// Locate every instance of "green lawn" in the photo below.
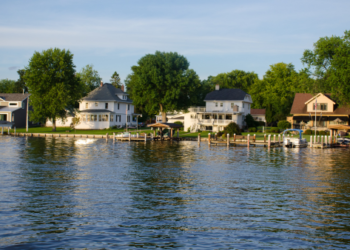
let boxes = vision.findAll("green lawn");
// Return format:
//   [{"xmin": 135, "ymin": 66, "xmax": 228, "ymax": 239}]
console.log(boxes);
[{"xmin": 10, "ymin": 126, "xmax": 152, "ymax": 135}]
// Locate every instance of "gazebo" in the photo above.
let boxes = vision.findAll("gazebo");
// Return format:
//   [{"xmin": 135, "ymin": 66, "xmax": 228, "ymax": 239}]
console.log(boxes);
[{"xmin": 147, "ymin": 122, "xmax": 183, "ymax": 140}]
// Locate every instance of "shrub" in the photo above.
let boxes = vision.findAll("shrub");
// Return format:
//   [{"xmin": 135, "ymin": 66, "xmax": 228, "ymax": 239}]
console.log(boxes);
[
  {"xmin": 270, "ymin": 127, "xmax": 279, "ymax": 133},
  {"xmin": 222, "ymin": 134, "xmax": 226, "ymax": 139},
  {"xmin": 223, "ymin": 122, "xmax": 242, "ymax": 136},
  {"xmin": 319, "ymin": 131, "xmax": 326, "ymax": 135},
  {"xmin": 248, "ymin": 127, "xmax": 256, "ymax": 132},
  {"xmin": 257, "ymin": 130, "xmax": 262, "ymax": 133},
  {"xmin": 303, "ymin": 129, "xmax": 312, "ymax": 135},
  {"xmin": 258, "ymin": 121, "xmax": 265, "ymax": 126},
  {"xmin": 217, "ymin": 131, "xmax": 223, "ymax": 137},
  {"xmin": 277, "ymin": 120, "xmax": 291, "ymax": 130},
  {"xmin": 197, "ymin": 129, "xmax": 202, "ymax": 133},
  {"xmin": 174, "ymin": 121, "xmax": 184, "ymax": 131},
  {"xmin": 245, "ymin": 114, "xmax": 259, "ymax": 128}
]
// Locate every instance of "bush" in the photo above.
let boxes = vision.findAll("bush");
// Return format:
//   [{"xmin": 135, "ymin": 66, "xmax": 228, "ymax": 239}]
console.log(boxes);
[
  {"xmin": 258, "ymin": 121, "xmax": 265, "ymax": 126},
  {"xmin": 223, "ymin": 122, "xmax": 242, "ymax": 136},
  {"xmin": 197, "ymin": 129, "xmax": 202, "ymax": 133},
  {"xmin": 222, "ymin": 134, "xmax": 226, "ymax": 139},
  {"xmin": 248, "ymin": 127, "xmax": 256, "ymax": 132},
  {"xmin": 257, "ymin": 129, "xmax": 262, "ymax": 133},
  {"xmin": 217, "ymin": 131, "xmax": 223, "ymax": 137},
  {"xmin": 303, "ymin": 129, "xmax": 312, "ymax": 135},
  {"xmin": 277, "ymin": 120, "xmax": 291, "ymax": 130},
  {"xmin": 270, "ymin": 127, "xmax": 279, "ymax": 133},
  {"xmin": 174, "ymin": 121, "xmax": 184, "ymax": 131},
  {"xmin": 319, "ymin": 131, "xmax": 326, "ymax": 135},
  {"xmin": 245, "ymin": 114, "xmax": 259, "ymax": 128}
]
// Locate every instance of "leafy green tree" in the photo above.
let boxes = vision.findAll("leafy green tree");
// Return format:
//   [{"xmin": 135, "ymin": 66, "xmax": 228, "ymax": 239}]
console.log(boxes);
[
  {"xmin": 76, "ymin": 64, "xmax": 101, "ymax": 95},
  {"xmin": 277, "ymin": 120, "xmax": 291, "ymax": 130},
  {"xmin": 302, "ymin": 30, "xmax": 350, "ymax": 106},
  {"xmin": 126, "ymin": 51, "xmax": 201, "ymax": 122},
  {"xmin": 24, "ymin": 48, "xmax": 84, "ymax": 131},
  {"xmin": 223, "ymin": 122, "xmax": 241, "ymax": 136},
  {"xmin": 212, "ymin": 70, "xmax": 258, "ymax": 93},
  {"xmin": 244, "ymin": 114, "xmax": 258, "ymax": 128},
  {"xmin": 0, "ymin": 79, "xmax": 16, "ymax": 93},
  {"xmin": 110, "ymin": 71, "xmax": 121, "ymax": 88},
  {"xmin": 14, "ymin": 69, "xmax": 28, "ymax": 93}
]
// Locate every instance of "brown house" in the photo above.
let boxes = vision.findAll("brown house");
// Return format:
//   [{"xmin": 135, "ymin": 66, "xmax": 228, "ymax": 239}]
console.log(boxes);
[
  {"xmin": 287, "ymin": 93, "xmax": 350, "ymax": 130},
  {"xmin": 0, "ymin": 93, "xmax": 31, "ymax": 129}
]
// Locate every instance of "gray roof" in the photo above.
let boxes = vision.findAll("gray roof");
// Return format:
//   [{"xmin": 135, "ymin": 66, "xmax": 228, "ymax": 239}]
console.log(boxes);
[
  {"xmin": 0, "ymin": 106, "xmax": 21, "ymax": 112},
  {"xmin": 79, "ymin": 109, "xmax": 113, "ymax": 113},
  {"xmin": 0, "ymin": 93, "xmax": 30, "ymax": 102},
  {"xmin": 81, "ymin": 83, "xmax": 132, "ymax": 103},
  {"xmin": 204, "ymin": 88, "xmax": 248, "ymax": 101}
]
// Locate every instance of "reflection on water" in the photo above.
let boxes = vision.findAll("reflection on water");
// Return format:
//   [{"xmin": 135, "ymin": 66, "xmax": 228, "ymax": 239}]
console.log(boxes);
[{"xmin": 0, "ymin": 136, "xmax": 350, "ymax": 249}]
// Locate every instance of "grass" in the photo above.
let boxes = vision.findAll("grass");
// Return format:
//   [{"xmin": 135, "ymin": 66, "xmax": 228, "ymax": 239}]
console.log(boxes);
[{"xmin": 10, "ymin": 126, "xmax": 152, "ymax": 135}]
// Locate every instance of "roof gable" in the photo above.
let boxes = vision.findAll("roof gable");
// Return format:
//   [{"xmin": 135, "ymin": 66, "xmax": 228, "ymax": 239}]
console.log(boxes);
[
  {"xmin": 0, "ymin": 93, "xmax": 30, "ymax": 102},
  {"xmin": 81, "ymin": 83, "xmax": 132, "ymax": 102},
  {"xmin": 204, "ymin": 88, "xmax": 248, "ymax": 101},
  {"xmin": 304, "ymin": 93, "xmax": 335, "ymax": 105}
]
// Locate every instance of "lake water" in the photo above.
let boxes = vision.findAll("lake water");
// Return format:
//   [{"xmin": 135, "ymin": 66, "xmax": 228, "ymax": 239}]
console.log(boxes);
[{"xmin": 1, "ymin": 136, "xmax": 350, "ymax": 249}]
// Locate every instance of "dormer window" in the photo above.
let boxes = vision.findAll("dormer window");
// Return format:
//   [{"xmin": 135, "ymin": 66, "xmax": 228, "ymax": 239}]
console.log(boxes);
[
  {"xmin": 105, "ymin": 103, "xmax": 108, "ymax": 109},
  {"xmin": 220, "ymin": 103, "xmax": 223, "ymax": 107},
  {"xmin": 215, "ymin": 102, "xmax": 218, "ymax": 107},
  {"xmin": 313, "ymin": 103, "xmax": 327, "ymax": 111}
]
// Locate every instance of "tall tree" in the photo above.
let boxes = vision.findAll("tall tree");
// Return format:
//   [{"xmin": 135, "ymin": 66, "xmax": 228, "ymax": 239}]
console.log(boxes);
[
  {"xmin": 301, "ymin": 30, "xmax": 350, "ymax": 106},
  {"xmin": 24, "ymin": 48, "xmax": 84, "ymax": 131},
  {"xmin": 110, "ymin": 71, "xmax": 121, "ymax": 88},
  {"xmin": 76, "ymin": 64, "xmax": 101, "ymax": 95},
  {"xmin": 211, "ymin": 69, "xmax": 259, "ymax": 93},
  {"xmin": 126, "ymin": 51, "xmax": 201, "ymax": 122},
  {"xmin": 0, "ymin": 79, "xmax": 16, "ymax": 93},
  {"xmin": 15, "ymin": 69, "xmax": 28, "ymax": 93}
]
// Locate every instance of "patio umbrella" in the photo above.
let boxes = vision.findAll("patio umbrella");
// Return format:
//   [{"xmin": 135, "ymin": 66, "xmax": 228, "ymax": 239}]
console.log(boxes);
[{"xmin": 333, "ymin": 118, "xmax": 343, "ymax": 123}]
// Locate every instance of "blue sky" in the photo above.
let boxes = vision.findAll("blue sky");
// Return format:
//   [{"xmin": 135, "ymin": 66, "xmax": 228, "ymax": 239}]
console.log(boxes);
[{"xmin": 1, "ymin": 0, "xmax": 349, "ymax": 83}]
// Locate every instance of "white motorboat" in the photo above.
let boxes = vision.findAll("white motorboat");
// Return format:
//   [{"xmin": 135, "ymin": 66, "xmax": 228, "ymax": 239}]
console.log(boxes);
[{"xmin": 283, "ymin": 129, "xmax": 308, "ymax": 148}]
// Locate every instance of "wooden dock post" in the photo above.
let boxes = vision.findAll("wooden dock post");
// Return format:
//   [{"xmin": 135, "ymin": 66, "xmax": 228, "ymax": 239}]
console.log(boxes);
[
  {"xmin": 310, "ymin": 136, "xmax": 313, "ymax": 147},
  {"xmin": 317, "ymin": 135, "xmax": 319, "ymax": 143},
  {"xmin": 113, "ymin": 132, "xmax": 115, "ymax": 142},
  {"xmin": 253, "ymin": 134, "xmax": 256, "ymax": 142},
  {"xmin": 314, "ymin": 135, "xmax": 316, "ymax": 144},
  {"xmin": 247, "ymin": 134, "xmax": 250, "ymax": 148},
  {"xmin": 129, "ymin": 133, "xmax": 131, "ymax": 142},
  {"xmin": 274, "ymin": 134, "xmax": 276, "ymax": 143},
  {"xmin": 198, "ymin": 133, "xmax": 201, "ymax": 145},
  {"xmin": 227, "ymin": 134, "xmax": 230, "ymax": 146},
  {"xmin": 264, "ymin": 134, "xmax": 266, "ymax": 143},
  {"xmin": 278, "ymin": 134, "xmax": 280, "ymax": 145},
  {"xmin": 151, "ymin": 133, "xmax": 153, "ymax": 140},
  {"xmin": 144, "ymin": 133, "xmax": 147, "ymax": 142},
  {"xmin": 170, "ymin": 129, "xmax": 173, "ymax": 138},
  {"xmin": 215, "ymin": 133, "xmax": 217, "ymax": 140},
  {"xmin": 321, "ymin": 136, "xmax": 324, "ymax": 148},
  {"xmin": 208, "ymin": 133, "xmax": 211, "ymax": 145},
  {"xmin": 137, "ymin": 133, "xmax": 139, "ymax": 138},
  {"xmin": 234, "ymin": 133, "xmax": 236, "ymax": 142},
  {"xmin": 268, "ymin": 135, "xmax": 271, "ymax": 148}
]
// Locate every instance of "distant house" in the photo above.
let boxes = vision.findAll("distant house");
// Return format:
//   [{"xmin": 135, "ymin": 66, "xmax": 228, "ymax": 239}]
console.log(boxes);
[
  {"xmin": 156, "ymin": 85, "xmax": 253, "ymax": 132},
  {"xmin": 251, "ymin": 109, "xmax": 266, "ymax": 125},
  {"xmin": 288, "ymin": 93, "xmax": 350, "ymax": 130},
  {"xmin": 0, "ymin": 93, "xmax": 31, "ymax": 129}
]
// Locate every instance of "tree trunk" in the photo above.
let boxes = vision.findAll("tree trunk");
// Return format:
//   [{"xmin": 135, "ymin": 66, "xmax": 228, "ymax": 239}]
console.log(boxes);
[
  {"xmin": 159, "ymin": 104, "xmax": 166, "ymax": 123},
  {"xmin": 52, "ymin": 118, "xmax": 56, "ymax": 132}
]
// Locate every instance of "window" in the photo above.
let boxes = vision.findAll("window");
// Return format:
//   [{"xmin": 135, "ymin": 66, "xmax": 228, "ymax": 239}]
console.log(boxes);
[
  {"xmin": 9, "ymin": 103, "xmax": 17, "ymax": 106},
  {"xmin": 95, "ymin": 102, "xmax": 98, "ymax": 107},
  {"xmin": 99, "ymin": 115, "xmax": 101, "ymax": 121},
  {"xmin": 82, "ymin": 115, "xmax": 86, "ymax": 122},
  {"xmin": 0, "ymin": 114, "xmax": 7, "ymax": 121},
  {"xmin": 117, "ymin": 103, "xmax": 120, "ymax": 110},
  {"xmin": 110, "ymin": 115, "xmax": 113, "ymax": 122},
  {"xmin": 86, "ymin": 103, "xmax": 88, "ymax": 109},
  {"xmin": 127, "ymin": 115, "xmax": 130, "ymax": 122},
  {"xmin": 313, "ymin": 103, "xmax": 327, "ymax": 111},
  {"xmin": 215, "ymin": 102, "xmax": 218, "ymax": 107},
  {"xmin": 128, "ymin": 104, "xmax": 130, "ymax": 110},
  {"xmin": 101, "ymin": 115, "xmax": 108, "ymax": 121},
  {"xmin": 231, "ymin": 103, "xmax": 234, "ymax": 108},
  {"xmin": 243, "ymin": 103, "xmax": 245, "ymax": 108},
  {"xmin": 105, "ymin": 103, "xmax": 108, "ymax": 109},
  {"xmin": 220, "ymin": 103, "xmax": 223, "ymax": 107}
]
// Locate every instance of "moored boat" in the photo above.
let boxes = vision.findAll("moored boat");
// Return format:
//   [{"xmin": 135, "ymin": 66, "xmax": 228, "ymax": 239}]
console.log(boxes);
[{"xmin": 283, "ymin": 129, "xmax": 308, "ymax": 148}]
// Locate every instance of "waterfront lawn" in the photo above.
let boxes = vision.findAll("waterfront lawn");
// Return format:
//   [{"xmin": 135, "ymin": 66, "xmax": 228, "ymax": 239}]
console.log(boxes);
[{"xmin": 10, "ymin": 127, "xmax": 152, "ymax": 135}]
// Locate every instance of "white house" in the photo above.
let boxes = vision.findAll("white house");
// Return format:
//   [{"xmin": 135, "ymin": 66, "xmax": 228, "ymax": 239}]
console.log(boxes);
[
  {"xmin": 251, "ymin": 109, "xmax": 266, "ymax": 125},
  {"xmin": 47, "ymin": 83, "xmax": 138, "ymax": 129},
  {"xmin": 157, "ymin": 85, "xmax": 253, "ymax": 132}
]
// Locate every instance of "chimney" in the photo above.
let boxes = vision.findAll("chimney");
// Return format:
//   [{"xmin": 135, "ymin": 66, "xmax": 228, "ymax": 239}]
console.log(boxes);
[
  {"xmin": 121, "ymin": 84, "xmax": 124, "ymax": 92},
  {"xmin": 100, "ymin": 81, "xmax": 103, "ymax": 87},
  {"xmin": 215, "ymin": 84, "xmax": 220, "ymax": 90}
]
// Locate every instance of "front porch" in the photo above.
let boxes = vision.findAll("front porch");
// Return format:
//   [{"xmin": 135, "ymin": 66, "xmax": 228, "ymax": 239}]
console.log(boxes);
[{"xmin": 291, "ymin": 115, "xmax": 349, "ymax": 130}]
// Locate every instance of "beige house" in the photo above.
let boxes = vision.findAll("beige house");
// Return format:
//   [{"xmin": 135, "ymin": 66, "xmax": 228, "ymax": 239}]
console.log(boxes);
[
  {"xmin": 288, "ymin": 93, "xmax": 350, "ymax": 130},
  {"xmin": 251, "ymin": 109, "xmax": 266, "ymax": 125}
]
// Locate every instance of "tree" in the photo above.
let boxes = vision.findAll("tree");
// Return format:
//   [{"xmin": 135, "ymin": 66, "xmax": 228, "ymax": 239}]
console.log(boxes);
[
  {"xmin": 302, "ymin": 30, "xmax": 350, "ymax": 106},
  {"xmin": 277, "ymin": 120, "xmax": 291, "ymax": 130},
  {"xmin": 110, "ymin": 71, "xmax": 121, "ymax": 88},
  {"xmin": 126, "ymin": 51, "xmax": 201, "ymax": 122},
  {"xmin": 211, "ymin": 70, "xmax": 258, "ymax": 93},
  {"xmin": 76, "ymin": 64, "xmax": 101, "ymax": 95},
  {"xmin": 15, "ymin": 69, "xmax": 28, "ymax": 93},
  {"xmin": 244, "ymin": 114, "xmax": 259, "ymax": 128},
  {"xmin": 24, "ymin": 48, "xmax": 84, "ymax": 131},
  {"xmin": 0, "ymin": 79, "xmax": 16, "ymax": 93}
]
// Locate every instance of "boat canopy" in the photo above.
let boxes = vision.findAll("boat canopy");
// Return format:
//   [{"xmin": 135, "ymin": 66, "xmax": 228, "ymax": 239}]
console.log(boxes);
[{"xmin": 283, "ymin": 129, "xmax": 303, "ymax": 139}]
